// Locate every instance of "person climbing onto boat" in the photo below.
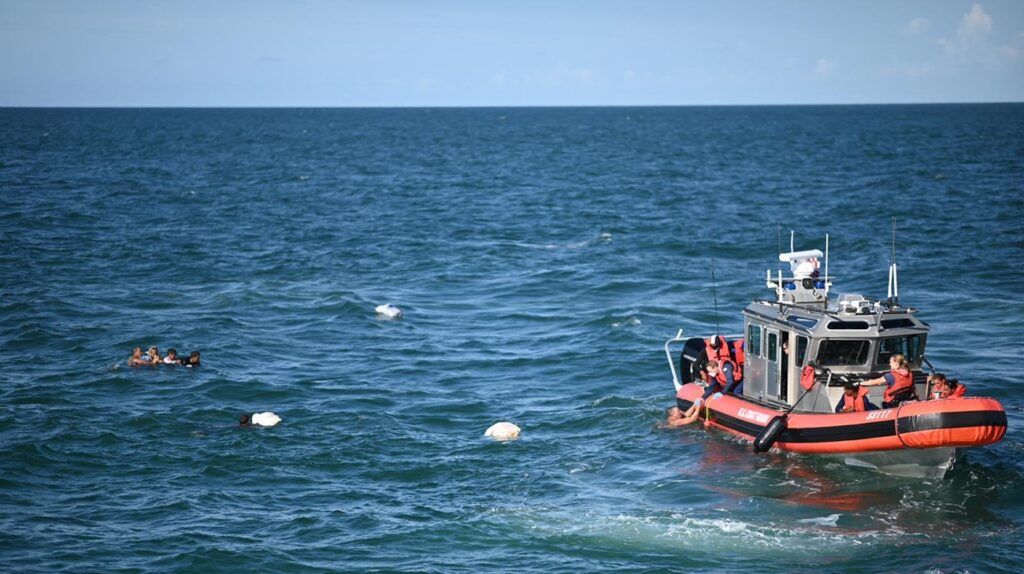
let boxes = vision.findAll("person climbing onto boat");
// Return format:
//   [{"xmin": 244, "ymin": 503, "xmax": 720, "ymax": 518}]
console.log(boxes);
[
  {"xmin": 861, "ymin": 354, "xmax": 916, "ymax": 408},
  {"xmin": 929, "ymin": 373, "xmax": 967, "ymax": 399},
  {"xmin": 702, "ymin": 337, "xmax": 742, "ymax": 397},
  {"xmin": 834, "ymin": 381, "xmax": 876, "ymax": 412},
  {"xmin": 662, "ymin": 404, "xmax": 702, "ymax": 428},
  {"xmin": 663, "ymin": 381, "xmax": 710, "ymax": 428}
]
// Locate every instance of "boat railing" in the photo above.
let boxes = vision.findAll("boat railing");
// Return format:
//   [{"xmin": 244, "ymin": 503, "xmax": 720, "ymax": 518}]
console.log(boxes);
[{"xmin": 664, "ymin": 329, "xmax": 687, "ymax": 392}]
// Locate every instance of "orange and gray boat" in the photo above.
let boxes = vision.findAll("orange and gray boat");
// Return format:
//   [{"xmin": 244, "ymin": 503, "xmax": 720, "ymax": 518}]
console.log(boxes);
[{"xmin": 664, "ymin": 238, "xmax": 1007, "ymax": 478}]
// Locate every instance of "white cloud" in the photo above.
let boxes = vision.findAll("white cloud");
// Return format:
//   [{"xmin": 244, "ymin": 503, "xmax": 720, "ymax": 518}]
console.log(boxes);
[
  {"xmin": 904, "ymin": 18, "xmax": 930, "ymax": 35},
  {"xmin": 959, "ymin": 4, "xmax": 992, "ymax": 40},
  {"xmin": 813, "ymin": 58, "xmax": 837, "ymax": 79},
  {"xmin": 939, "ymin": 3, "xmax": 1000, "ymax": 62}
]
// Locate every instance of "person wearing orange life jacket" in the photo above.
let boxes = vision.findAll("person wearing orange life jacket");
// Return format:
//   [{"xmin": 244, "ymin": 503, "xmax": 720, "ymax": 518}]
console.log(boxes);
[
  {"xmin": 700, "ymin": 335, "xmax": 744, "ymax": 397},
  {"xmin": 834, "ymin": 381, "xmax": 877, "ymax": 412},
  {"xmin": 929, "ymin": 373, "xmax": 967, "ymax": 399},
  {"xmin": 861, "ymin": 354, "xmax": 916, "ymax": 408},
  {"xmin": 944, "ymin": 378, "xmax": 967, "ymax": 398}
]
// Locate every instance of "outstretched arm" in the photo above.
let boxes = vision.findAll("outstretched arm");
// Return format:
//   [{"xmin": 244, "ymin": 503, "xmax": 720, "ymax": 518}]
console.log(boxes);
[{"xmin": 861, "ymin": 373, "xmax": 889, "ymax": 387}]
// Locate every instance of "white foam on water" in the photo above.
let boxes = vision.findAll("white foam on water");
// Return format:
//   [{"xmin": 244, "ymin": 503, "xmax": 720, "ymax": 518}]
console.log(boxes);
[
  {"xmin": 485, "ymin": 506, "xmax": 896, "ymax": 558},
  {"xmin": 611, "ymin": 316, "xmax": 641, "ymax": 328},
  {"xmin": 798, "ymin": 513, "xmax": 841, "ymax": 527},
  {"xmin": 567, "ymin": 232, "xmax": 613, "ymax": 249}
]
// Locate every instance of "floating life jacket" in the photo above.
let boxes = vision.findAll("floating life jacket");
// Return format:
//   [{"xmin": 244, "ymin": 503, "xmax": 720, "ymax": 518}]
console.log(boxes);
[
  {"xmin": 883, "ymin": 369, "xmax": 914, "ymax": 403},
  {"xmin": 705, "ymin": 336, "xmax": 743, "ymax": 383}
]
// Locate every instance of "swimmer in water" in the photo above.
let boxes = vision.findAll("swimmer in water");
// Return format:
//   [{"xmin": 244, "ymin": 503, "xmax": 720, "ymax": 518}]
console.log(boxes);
[
  {"xmin": 144, "ymin": 346, "xmax": 161, "ymax": 365},
  {"xmin": 180, "ymin": 351, "xmax": 201, "ymax": 367},
  {"xmin": 163, "ymin": 348, "xmax": 179, "ymax": 364},
  {"xmin": 661, "ymin": 403, "xmax": 703, "ymax": 428},
  {"xmin": 127, "ymin": 346, "xmax": 148, "ymax": 367}
]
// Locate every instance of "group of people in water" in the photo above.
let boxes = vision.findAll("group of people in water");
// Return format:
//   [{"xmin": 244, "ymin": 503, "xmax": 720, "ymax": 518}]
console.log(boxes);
[
  {"xmin": 127, "ymin": 346, "xmax": 201, "ymax": 367},
  {"xmin": 664, "ymin": 336, "xmax": 969, "ymax": 428}
]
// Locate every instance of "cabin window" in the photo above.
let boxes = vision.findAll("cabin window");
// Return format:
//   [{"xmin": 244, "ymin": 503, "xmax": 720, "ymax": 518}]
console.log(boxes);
[
  {"xmin": 817, "ymin": 339, "xmax": 869, "ymax": 366},
  {"xmin": 747, "ymin": 324, "xmax": 762, "ymax": 357},
  {"xmin": 767, "ymin": 332, "xmax": 778, "ymax": 362},
  {"xmin": 880, "ymin": 318, "xmax": 916, "ymax": 329},
  {"xmin": 876, "ymin": 335, "xmax": 924, "ymax": 365},
  {"xmin": 788, "ymin": 316, "xmax": 818, "ymax": 329},
  {"xmin": 796, "ymin": 335, "xmax": 808, "ymax": 366},
  {"xmin": 826, "ymin": 320, "xmax": 870, "ymax": 330}
]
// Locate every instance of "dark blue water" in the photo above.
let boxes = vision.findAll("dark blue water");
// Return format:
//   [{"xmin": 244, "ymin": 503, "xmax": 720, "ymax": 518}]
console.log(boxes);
[{"xmin": 1, "ymin": 105, "xmax": 1022, "ymax": 573}]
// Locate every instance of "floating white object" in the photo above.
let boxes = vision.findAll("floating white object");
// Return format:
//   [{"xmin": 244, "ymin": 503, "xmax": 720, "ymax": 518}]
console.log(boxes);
[
  {"xmin": 484, "ymin": 421, "xmax": 521, "ymax": 441},
  {"xmin": 375, "ymin": 303, "xmax": 403, "ymax": 319},
  {"xmin": 251, "ymin": 412, "xmax": 282, "ymax": 427}
]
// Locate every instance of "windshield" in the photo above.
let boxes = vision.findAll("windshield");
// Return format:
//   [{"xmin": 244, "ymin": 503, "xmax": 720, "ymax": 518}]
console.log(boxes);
[
  {"xmin": 876, "ymin": 335, "xmax": 924, "ymax": 366},
  {"xmin": 817, "ymin": 339, "xmax": 870, "ymax": 366}
]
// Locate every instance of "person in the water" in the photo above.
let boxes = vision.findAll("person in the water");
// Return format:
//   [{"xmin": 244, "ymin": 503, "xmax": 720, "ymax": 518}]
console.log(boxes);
[
  {"xmin": 163, "ymin": 348, "xmax": 179, "ymax": 364},
  {"xmin": 127, "ymin": 346, "xmax": 149, "ymax": 367},
  {"xmin": 180, "ymin": 351, "xmax": 201, "ymax": 367},
  {"xmin": 661, "ymin": 403, "xmax": 703, "ymax": 428},
  {"xmin": 143, "ymin": 346, "xmax": 161, "ymax": 364}
]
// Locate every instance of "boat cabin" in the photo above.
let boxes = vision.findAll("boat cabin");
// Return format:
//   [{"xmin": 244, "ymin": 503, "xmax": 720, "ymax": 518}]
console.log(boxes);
[{"xmin": 675, "ymin": 249, "xmax": 932, "ymax": 414}]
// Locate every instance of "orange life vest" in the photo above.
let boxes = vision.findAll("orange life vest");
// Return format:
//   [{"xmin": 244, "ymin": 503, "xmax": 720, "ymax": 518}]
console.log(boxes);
[
  {"xmin": 732, "ymin": 339, "xmax": 745, "ymax": 379},
  {"xmin": 883, "ymin": 369, "xmax": 914, "ymax": 402},
  {"xmin": 704, "ymin": 336, "xmax": 743, "ymax": 383},
  {"xmin": 841, "ymin": 388, "xmax": 870, "ymax": 412}
]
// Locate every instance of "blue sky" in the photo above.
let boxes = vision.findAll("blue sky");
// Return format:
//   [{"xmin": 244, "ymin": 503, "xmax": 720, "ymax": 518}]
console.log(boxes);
[{"xmin": 1, "ymin": 0, "xmax": 1022, "ymax": 106}]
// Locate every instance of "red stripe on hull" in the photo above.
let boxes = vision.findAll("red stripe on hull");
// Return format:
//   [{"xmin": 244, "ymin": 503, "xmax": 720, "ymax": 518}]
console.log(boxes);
[{"xmin": 676, "ymin": 384, "xmax": 1006, "ymax": 454}]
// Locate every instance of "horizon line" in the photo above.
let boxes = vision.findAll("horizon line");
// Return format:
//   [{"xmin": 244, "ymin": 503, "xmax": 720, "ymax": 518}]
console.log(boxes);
[{"xmin": 2, "ymin": 101, "xmax": 1023, "ymax": 110}]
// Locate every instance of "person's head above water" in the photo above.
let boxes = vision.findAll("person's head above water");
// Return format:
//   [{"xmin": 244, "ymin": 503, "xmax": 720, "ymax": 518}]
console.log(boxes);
[{"xmin": 239, "ymin": 414, "xmax": 251, "ymax": 426}]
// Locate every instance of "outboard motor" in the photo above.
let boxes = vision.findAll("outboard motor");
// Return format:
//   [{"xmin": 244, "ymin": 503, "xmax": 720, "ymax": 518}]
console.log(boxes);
[{"xmin": 679, "ymin": 337, "xmax": 706, "ymax": 385}]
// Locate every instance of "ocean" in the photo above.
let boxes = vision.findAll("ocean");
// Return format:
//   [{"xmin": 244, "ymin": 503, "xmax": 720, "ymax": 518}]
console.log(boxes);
[{"xmin": 1, "ymin": 105, "xmax": 1022, "ymax": 573}]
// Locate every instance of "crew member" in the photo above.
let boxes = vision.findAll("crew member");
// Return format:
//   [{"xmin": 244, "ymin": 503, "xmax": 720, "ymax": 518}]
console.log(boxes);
[
  {"xmin": 700, "ymin": 359, "xmax": 739, "ymax": 400},
  {"xmin": 834, "ymin": 381, "xmax": 876, "ymax": 412},
  {"xmin": 861, "ymin": 354, "xmax": 916, "ymax": 408},
  {"xmin": 702, "ymin": 336, "xmax": 742, "ymax": 396}
]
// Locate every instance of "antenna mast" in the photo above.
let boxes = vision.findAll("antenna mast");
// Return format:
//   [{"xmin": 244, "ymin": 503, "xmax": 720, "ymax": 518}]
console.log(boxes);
[
  {"xmin": 892, "ymin": 217, "xmax": 899, "ymax": 307},
  {"xmin": 712, "ymin": 263, "xmax": 721, "ymax": 336},
  {"xmin": 825, "ymin": 233, "xmax": 830, "ymax": 300}
]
